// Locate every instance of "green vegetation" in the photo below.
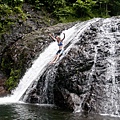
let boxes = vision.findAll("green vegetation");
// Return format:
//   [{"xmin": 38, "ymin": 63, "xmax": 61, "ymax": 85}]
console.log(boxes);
[
  {"xmin": 1, "ymin": 55, "xmax": 22, "ymax": 91},
  {"xmin": 0, "ymin": 0, "xmax": 25, "ymax": 33},
  {"xmin": 5, "ymin": 69, "xmax": 20, "ymax": 91},
  {"xmin": 24, "ymin": 0, "xmax": 120, "ymax": 22},
  {"xmin": 0, "ymin": 0, "xmax": 120, "ymax": 32},
  {"xmin": 1, "ymin": 0, "xmax": 120, "ymax": 30}
]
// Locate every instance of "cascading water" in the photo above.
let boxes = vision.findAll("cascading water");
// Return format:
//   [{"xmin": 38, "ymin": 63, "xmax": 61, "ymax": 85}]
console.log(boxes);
[
  {"xmin": 0, "ymin": 18, "xmax": 100, "ymax": 104},
  {"xmin": 94, "ymin": 18, "xmax": 120, "ymax": 116}
]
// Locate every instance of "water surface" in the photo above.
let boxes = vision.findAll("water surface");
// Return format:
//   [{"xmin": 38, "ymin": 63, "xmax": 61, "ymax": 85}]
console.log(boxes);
[{"xmin": 0, "ymin": 103, "xmax": 120, "ymax": 120}]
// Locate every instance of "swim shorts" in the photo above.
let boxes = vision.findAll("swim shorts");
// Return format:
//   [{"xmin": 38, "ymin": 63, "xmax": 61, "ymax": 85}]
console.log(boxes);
[{"xmin": 56, "ymin": 49, "xmax": 64, "ymax": 55}]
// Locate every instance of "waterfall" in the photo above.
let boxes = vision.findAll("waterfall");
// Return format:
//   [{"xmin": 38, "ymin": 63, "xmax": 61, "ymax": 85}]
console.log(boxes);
[
  {"xmin": 95, "ymin": 18, "xmax": 120, "ymax": 115},
  {"xmin": 0, "ymin": 18, "xmax": 100, "ymax": 104},
  {"xmin": 0, "ymin": 16, "xmax": 120, "ymax": 117}
]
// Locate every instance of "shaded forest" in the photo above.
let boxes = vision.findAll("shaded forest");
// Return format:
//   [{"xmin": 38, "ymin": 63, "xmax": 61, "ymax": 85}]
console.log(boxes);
[{"xmin": 0, "ymin": 0, "xmax": 120, "ymax": 33}]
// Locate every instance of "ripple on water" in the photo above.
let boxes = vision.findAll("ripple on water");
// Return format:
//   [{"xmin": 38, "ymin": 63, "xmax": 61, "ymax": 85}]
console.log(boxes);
[{"xmin": 0, "ymin": 103, "xmax": 120, "ymax": 120}]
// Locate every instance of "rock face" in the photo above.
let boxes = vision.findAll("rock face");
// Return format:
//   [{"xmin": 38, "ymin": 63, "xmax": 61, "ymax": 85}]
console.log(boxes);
[
  {"xmin": 24, "ymin": 16, "xmax": 120, "ymax": 115},
  {"xmin": 54, "ymin": 17, "xmax": 120, "ymax": 115}
]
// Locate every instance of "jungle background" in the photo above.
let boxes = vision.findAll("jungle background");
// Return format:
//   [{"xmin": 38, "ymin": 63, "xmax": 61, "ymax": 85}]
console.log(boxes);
[{"xmin": 0, "ymin": 0, "xmax": 120, "ymax": 34}]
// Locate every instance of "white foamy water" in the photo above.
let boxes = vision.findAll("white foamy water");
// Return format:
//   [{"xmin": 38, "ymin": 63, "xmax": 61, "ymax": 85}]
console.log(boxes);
[
  {"xmin": 0, "ymin": 18, "xmax": 100, "ymax": 104},
  {"xmin": 92, "ymin": 17, "xmax": 120, "ymax": 116}
]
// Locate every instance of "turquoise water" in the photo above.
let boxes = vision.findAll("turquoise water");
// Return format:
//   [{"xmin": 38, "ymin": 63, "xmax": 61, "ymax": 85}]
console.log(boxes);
[{"xmin": 0, "ymin": 103, "xmax": 120, "ymax": 120}]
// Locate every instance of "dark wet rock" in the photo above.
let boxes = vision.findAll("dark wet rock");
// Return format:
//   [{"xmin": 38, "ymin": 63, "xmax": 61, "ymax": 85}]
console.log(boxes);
[
  {"xmin": 24, "ymin": 16, "xmax": 120, "ymax": 115},
  {"xmin": 53, "ymin": 17, "xmax": 120, "ymax": 114}
]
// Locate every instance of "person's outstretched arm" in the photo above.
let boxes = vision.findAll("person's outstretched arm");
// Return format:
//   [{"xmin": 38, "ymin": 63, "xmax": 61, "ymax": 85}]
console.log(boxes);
[
  {"xmin": 61, "ymin": 33, "xmax": 65, "ymax": 41},
  {"xmin": 49, "ymin": 34, "xmax": 56, "ymax": 41}
]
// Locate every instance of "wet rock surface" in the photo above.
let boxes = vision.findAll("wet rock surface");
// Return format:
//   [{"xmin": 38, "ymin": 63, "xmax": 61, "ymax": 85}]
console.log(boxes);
[
  {"xmin": 54, "ymin": 17, "xmax": 120, "ymax": 114},
  {"xmin": 25, "ymin": 16, "xmax": 120, "ymax": 115}
]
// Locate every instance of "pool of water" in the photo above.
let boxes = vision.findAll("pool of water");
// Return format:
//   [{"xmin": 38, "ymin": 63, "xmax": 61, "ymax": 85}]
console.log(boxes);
[{"xmin": 0, "ymin": 103, "xmax": 120, "ymax": 120}]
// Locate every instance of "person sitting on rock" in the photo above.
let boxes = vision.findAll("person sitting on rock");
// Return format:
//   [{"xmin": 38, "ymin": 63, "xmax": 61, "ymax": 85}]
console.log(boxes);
[{"xmin": 49, "ymin": 33, "xmax": 65, "ymax": 64}]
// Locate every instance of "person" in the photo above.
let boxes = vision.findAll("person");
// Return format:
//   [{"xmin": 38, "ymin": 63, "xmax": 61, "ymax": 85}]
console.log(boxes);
[{"xmin": 49, "ymin": 33, "xmax": 65, "ymax": 64}]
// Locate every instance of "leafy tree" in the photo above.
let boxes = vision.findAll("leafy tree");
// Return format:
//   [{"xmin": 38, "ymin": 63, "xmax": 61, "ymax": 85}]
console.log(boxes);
[
  {"xmin": 73, "ymin": 0, "xmax": 96, "ymax": 17},
  {"xmin": 23, "ymin": 0, "xmax": 120, "ymax": 19},
  {"xmin": 108, "ymin": 0, "xmax": 120, "ymax": 16},
  {"xmin": 95, "ymin": 0, "xmax": 110, "ymax": 16},
  {"xmin": 1, "ymin": 0, "xmax": 23, "ymax": 7}
]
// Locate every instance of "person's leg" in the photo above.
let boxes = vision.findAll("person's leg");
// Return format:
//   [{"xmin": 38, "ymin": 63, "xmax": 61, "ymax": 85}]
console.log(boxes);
[
  {"xmin": 49, "ymin": 55, "xmax": 58, "ymax": 64},
  {"xmin": 52, "ymin": 54, "xmax": 60, "ymax": 63},
  {"xmin": 49, "ymin": 50, "xmax": 62, "ymax": 64},
  {"xmin": 49, "ymin": 54, "xmax": 60, "ymax": 64}
]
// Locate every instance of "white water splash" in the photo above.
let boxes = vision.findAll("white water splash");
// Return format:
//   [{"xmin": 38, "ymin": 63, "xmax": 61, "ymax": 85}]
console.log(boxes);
[
  {"xmin": 94, "ymin": 17, "xmax": 120, "ymax": 116},
  {"xmin": 0, "ymin": 18, "xmax": 100, "ymax": 104}
]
